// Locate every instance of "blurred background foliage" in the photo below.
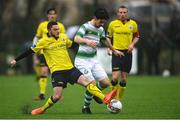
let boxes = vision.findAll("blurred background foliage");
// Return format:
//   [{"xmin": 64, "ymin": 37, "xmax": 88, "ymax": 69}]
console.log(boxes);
[{"xmin": 0, "ymin": 0, "xmax": 180, "ymax": 75}]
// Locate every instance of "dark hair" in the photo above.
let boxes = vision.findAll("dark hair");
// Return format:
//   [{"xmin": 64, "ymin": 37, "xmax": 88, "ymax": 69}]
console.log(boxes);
[
  {"xmin": 46, "ymin": 8, "xmax": 57, "ymax": 14},
  {"xmin": 94, "ymin": 8, "xmax": 109, "ymax": 20},
  {"xmin": 47, "ymin": 21, "xmax": 58, "ymax": 30},
  {"xmin": 119, "ymin": 5, "xmax": 128, "ymax": 10}
]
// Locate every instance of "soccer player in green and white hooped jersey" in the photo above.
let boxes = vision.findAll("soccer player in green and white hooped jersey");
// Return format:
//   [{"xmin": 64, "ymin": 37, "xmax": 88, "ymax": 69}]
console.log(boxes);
[{"xmin": 74, "ymin": 8, "xmax": 124, "ymax": 114}]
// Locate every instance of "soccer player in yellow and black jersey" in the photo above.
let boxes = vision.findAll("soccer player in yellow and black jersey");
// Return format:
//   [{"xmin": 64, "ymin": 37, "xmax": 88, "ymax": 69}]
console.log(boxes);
[
  {"xmin": 32, "ymin": 8, "xmax": 65, "ymax": 100},
  {"xmin": 107, "ymin": 5, "xmax": 140, "ymax": 100},
  {"xmin": 10, "ymin": 21, "xmax": 116, "ymax": 115}
]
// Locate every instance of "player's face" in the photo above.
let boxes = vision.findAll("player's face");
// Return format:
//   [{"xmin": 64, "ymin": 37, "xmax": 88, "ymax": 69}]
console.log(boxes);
[
  {"xmin": 50, "ymin": 25, "xmax": 60, "ymax": 38},
  {"xmin": 47, "ymin": 10, "xmax": 57, "ymax": 22},
  {"xmin": 95, "ymin": 19, "xmax": 106, "ymax": 28},
  {"xmin": 117, "ymin": 8, "xmax": 128, "ymax": 21}
]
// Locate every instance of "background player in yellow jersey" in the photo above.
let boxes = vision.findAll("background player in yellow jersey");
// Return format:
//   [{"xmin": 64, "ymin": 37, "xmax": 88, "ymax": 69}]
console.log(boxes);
[
  {"xmin": 107, "ymin": 5, "xmax": 140, "ymax": 100},
  {"xmin": 10, "ymin": 21, "xmax": 116, "ymax": 115},
  {"xmin": 32, "ymin": 8, "xmax": 65, "ymax": 100}
]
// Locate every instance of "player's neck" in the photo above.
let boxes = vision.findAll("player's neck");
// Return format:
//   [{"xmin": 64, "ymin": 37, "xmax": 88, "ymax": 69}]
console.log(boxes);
[
  {"xmin": 52, "ymin": 35, "xmax": 59, "ymax": 40},
  {"xmin": 90, "ymin": 19, "xmax": 95, "ymax": 26},
  {"xmin": 90, "ymin": 19, "xmax": 99, "ymax": 28},
  {"xmin": 119, "ymin": 19, "xmax": 127, "ymax": 24},
  {"xmin": 119, "ymin": 18, "xmax": 130, "ymax": 24},
  {"xmin": 122, "ymin": 19, "xmax": 127, "ymax": 24},
  {"xmin": 47, "ymin": 33, "xmax": 59, "ymax": 40}
]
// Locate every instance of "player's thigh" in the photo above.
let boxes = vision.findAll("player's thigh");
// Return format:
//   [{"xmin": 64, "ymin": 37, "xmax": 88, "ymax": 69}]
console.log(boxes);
[
  {"xmin": 75, "ymin": 59, "xmax": 94, "ymax": 82},
  {"xmin": 51, "ymin": 71, "xmax": 68, "ymax": 88},
  {"xmin": 33, "ymin": 54, "xmax": 40, "ymax": 65},
  {"xmin": 92, "ymin": 62, "xmax": 108, "ymax": 81},
  {"xmin": 38, "ymin": 55, "xmax": 48, "ymax": 75},
  {"xmin": 68, "ymin": 67, "xmax": 92, "ymax": 87},
  {"xmin": 33, "ymin": 54, "xmax": 41, "ymax": 75},
  {"xmin": 112, "ymin": 53, "xmax": 122, "ymax": 71},
  {"xmin": 122, "ymin": 53, "xmax": 132, "ymax": 73},
  {"xmin": 40, "ymin": 66, "xmax": 48, "ymax": 75},
  {"xmin": 76, "ymin": 74, "xmax": 93, "ymax": 87},
  {"xmin": 38, "ymin": 55, "xmax": 47, "ymax": 66}
]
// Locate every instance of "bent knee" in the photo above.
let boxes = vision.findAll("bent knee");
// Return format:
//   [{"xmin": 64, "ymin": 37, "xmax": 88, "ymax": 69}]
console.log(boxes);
[
  {"xmin": 112, "ymin": 75, "xmax": 120, "ymax": 81},
  {"xmin": 40, "ymin": 67, "xmax": 48, "ymax": 76}
]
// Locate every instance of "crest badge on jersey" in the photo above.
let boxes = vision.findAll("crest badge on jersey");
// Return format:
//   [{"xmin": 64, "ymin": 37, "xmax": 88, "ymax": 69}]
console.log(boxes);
[
  {"xmin": 129, "ymin": 25, "xmax": 133, "ymax": 30},
  {"xmin": 62, "ymin": 38, "xmax": 65, "ymax": 41}
]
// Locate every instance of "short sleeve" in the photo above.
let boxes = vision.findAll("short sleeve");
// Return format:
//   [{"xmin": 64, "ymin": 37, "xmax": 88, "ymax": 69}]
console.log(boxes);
[
  {"xmin": 58, "ymin": 22, "xmax": 66, "ymax": 33},
  {"xmin": 65, "ymin": 35, "xmax": 73, "ymax": 48},
  {"xmin": 36, "ymin": 23, "xmax": 44, "ymax": 38},
  {"xmin": 107, "ymin": 22, "xmax": 113, "ymax": 38},
  {"xmin": 133, "ymin": 21, "xmax": 138, "ymax": 33},
  {"xmin": 75, "ymin": 24, "xmax": 86, "ymax": 37},
  {"xmin": 31, "ymin": 38, "xmax": 46, "ymax": 53},
  {"xmin": 100, "ymin": 29, "xmax": 106, "ymax": 40}
]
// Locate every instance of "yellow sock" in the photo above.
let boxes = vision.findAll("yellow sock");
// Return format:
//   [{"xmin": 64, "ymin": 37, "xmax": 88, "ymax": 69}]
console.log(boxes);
[
  {"xmin": 41, "ymin": 97, "xmax": 54, "ymax": 111},
  {"xmin": 115, "ymin": 86, "xmax": 126, "ymax": 100},
  {"xmin": 86, "ymin": 83, "xmax": 105, "ymax": 100},
  {"xmin": 110, "ymin": 84, "xmax": 118, "ymax": 91},
  {"xmin": 110, "ymin": 80, "xmax": 118, "ymax": 91},
  {"xmin": 39, "ymin": 77, "xmax": 47, "ymax": 94}
]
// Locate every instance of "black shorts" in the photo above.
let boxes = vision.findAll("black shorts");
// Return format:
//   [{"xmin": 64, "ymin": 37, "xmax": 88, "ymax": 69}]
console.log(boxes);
[
  {"xmin": 112, "ymin": 50, "xmax": 132, "ymax": 73},
  {"xmin": 36, "ymin": 54, "xmax": 47, "ymax": 66},
  {"xmin": 51, "ymin": 67, "xmax": 83, "ymax": 88}
]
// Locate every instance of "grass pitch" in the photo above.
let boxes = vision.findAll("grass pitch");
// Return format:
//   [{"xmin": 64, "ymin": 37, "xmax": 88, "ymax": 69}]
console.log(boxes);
[{"xmin": 0, "ymin": 75, "xmax": 180, "ymax": 119}]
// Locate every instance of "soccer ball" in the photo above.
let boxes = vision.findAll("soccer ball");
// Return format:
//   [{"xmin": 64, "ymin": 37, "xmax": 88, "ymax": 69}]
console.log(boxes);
[{"xmin": 107, "ymin": 99, "xmax": 122, "ymax": 113}]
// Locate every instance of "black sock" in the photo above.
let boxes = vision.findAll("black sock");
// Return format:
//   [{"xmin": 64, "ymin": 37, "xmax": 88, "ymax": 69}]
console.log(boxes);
[{"xmin": 111, "ymin": 80, "xmax": 118, "ymax": 86}]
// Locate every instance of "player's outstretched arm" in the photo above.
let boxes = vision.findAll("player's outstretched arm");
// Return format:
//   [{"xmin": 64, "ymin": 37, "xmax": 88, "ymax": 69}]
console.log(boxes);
[
  {"xmin": 10, "ymin": 48, "xmax": 35, "ymax": 67},
  {"xmin": 10, "ymin": 59, "xmax": 17, "ymax": 67}
]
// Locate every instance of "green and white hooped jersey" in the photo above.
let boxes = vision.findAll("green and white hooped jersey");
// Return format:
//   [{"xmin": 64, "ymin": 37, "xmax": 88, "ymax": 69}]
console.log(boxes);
[{"xmin": 76, "ymin": 22, "xmax": 106, "ymax": 57}]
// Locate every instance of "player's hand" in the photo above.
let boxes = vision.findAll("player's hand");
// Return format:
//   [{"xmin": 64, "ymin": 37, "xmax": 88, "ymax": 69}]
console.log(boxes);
[
  {"xmin": 113, "ymin": 50, "xmax": 124, "ymax": 57},
  {"xmin": 10, "ymin": 59, "xmax": 17, "ymax": 67},
  {"xmin": 107, "ymin": 48, "xmax": 112, "ymax": 56},
  {"xmin": 85, "ymin": 39, "xmax": 97, "ymax": 48},
  {"xmin": 127, "ymin": 43, "xmax": 134, "ymax": 53}
]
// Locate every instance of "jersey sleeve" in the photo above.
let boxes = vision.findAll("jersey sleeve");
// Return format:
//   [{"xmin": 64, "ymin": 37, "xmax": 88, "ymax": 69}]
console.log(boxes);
[
  {"xmin": 75, "ymin": 24, "xmax": 86, "ymax": 37},
  {"xmin": 133, "ymin": 21, "xmax": 138, "ymax": 33},
  {"xmin": 36, "ymin": 22, "xmax": 43, "ymax": 38},
  {"xmin": 31, "ymin": 38, "xmax": 46, "ymax": 53},
  {"xmin": 65, "ymin": 35, "xmax": 73, "ymax": 48},
  {"xmin": 107, "ymin": 22, "xmax": 113, "ymax": 38},
  {"xmin": 132, "ymin": 21, "xmax": 140, "ymax": 38},
  {"xmin": 59, "ymin": 22, "xmax": 66, "ymax": 33},
  {"xmin": 100, "ymin": 29, "xmax": 106, "ymax": 41}
]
